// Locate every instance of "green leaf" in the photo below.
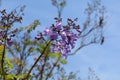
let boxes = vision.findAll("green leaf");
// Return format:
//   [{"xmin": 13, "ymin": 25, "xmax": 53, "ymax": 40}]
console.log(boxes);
[
  {"xmin": 27, "ymin": 20, "xmax": 41, "ymax": 33},
  {"xmin": 14, "ymin": 43, "xmax": 21, "ymax": 52},
  {"xmin": 26, "ymin": 39, "xmax": 31, "ymax": 45},
  {"xmin": 60, "ymin": 59, "xmax": 67, "ymax": 64},
  {"xmin": 16, "ymin": 73, "xmax": 32, "ymax": 80},
  {"xmin": 6, "ymin": 74, "xmax": 16, "ymax": 79},
  {"xmin": 17, "ymin": 74, "xmax": 25, "ymax": 79},
  {"xmin": 60, "ymin": 1, "xmax": 66, "ymax": 7},
  {"xmin": 29, "ymin": 47, "xmax": 34, "ymax": 52},
  {"xmin": 5, "ymin": 57, "xmax": 13, "ymax": 69},
  {"xmin": 48, "ymin": 52, "xmax": 61, "ymax": 58}
]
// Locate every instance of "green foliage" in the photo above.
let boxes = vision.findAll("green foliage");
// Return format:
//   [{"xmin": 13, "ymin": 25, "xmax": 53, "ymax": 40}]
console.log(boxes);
[
  {"xmin": 28, "ymin": 47, "xmax": 35, "ymax": 52},
  {"xmin": 48, "ymin": 52, "xmax": 67, "ymax": 64},
  {"xmin": 0, "ymin": 51, "xmax": 14, "ymax": 79},
  {"xmin": 6, "ymin": 74, "xmax": 15, "ymax": 80},
  {"xmin": 6, "ymin": 73, "xmax": 32, "ymax": 80},
  {"xmin": 48, "ymin": 52, "xmax": 61, "ymax": 58},
  {"xmin": 14, "ymin": 42, "xmax": 21, "ymax": 52},
  {"xmin": 36, "ymin": 42, "xmax": 46, "ymax": 52},
  {"xmin": 27, "ymin": 20, "xmax": 41, "ymax": 33},
  {"xmin": 60, "ymin": 59, "xmax": 67, "ymax": 64},
  {"xmin": 25, "ymin": 39, "xmax": 31, "ymax": 45},
  {"xmin": 60, "ymin": 1, "xmax": 66, "ymax": 7},
  {"xmin": 0, "ymin": 52, "xmax": 13, "ymax": 70},
  {"xmin": 5, "ymin": 56, "xmax": 13, "ymax": 69}
]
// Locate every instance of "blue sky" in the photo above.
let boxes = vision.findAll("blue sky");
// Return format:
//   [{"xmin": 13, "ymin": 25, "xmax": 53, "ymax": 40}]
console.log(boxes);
[{"xmin": 1, "ymin": 0, "xmax": 120, "ymax": 80}]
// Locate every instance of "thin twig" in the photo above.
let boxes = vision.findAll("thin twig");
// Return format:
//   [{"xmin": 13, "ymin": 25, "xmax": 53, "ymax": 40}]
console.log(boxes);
[
  {"xmin": 23, "ymin": 41, "xmax": 51, "ymax": 80},
  {"xmin": 45, "ymin": 56, "xmax": 60, "ymax": 80},
  {"xmin": 1, "ymin": 44, "xmax": 6, "ymax": 80},
  {"xmin": 69, "ymin": 40, "xmax": 97, "ymax": 55},
  {"xmin": 40, "ymin": 51, "xmax": 49, "ymax": 80}
]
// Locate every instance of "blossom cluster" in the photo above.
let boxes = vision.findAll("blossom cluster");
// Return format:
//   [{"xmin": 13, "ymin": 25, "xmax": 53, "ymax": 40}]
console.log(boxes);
[
  {"xmin": 0, "ymin": 9, "xmax": 22, "ymax": 46},
  {"xmin": 35, "ymin": 18, "xmax": 81, "ymax": 57},
  {"xmin": 0, "ymin": 30, "xmax": 14, "ymax": 46}
]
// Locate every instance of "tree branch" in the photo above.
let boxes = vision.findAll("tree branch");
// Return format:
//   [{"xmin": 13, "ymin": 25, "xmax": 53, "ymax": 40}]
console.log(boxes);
[
  {"xmin": 40, "ymin": 51, "xmax": 49, "ymax": 80},
  {"xmin": 45, "ymin": 56, "xmax": 60, "ymax": 80},
  {"xmin": 23, "ymin": 41, "xmax": 51, "ymax": 80},
  {"xmin": 1, "ymin": 29, "xmax": 8, "ymax": 80}
]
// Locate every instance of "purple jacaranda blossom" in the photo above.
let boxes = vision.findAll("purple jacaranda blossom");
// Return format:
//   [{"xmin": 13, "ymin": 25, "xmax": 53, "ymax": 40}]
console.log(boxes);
[
  {"xmin": 35, "ymin": 18, "xmax": 81, "ymax": 57},
  {"xmin": 0, "ymin": 39, "xmax": 13, "ymax": 46},
  {"xmin": 60, "ymin": 31, "xmax": 67, "ymax": 40},
  {"xmin": 76, "ymin": 28, "xmax": 81, "ymax": 33},
  {"xmin": 0, "ymin": 30, "xmax": 5, "ymax": 39},
  {"xmin": 56, "ymin": 40, "xmax": 67, "ymax": 47},
  {"xmin": 44, "ymin": 28, "xmax": 51, "ymax": 35},
  {"xmin": 35, "ymin": 33, "xmax": 42, "ymax": 40},
  {"xmin": 52, "ymin": 45, "xmax": 60, "ymax": 53},
  {"xmin": 7, "ymin": 36, "xmax": 13, "ymax": 46},
  {"xmin": 67, "ymin": 33, "xmax": 78, "ymax": 48},
  {"xmin": 44, "ymin": 28, "xmax": 58, "ymax": 40},
  {"xmin": 60, "ymin": 47, "xmax": 71, "ymax": 58},
  {"xmin": 52, "ymin": 44, "xmax": 70, "ymax": 58},
  {"xmin": 60, "ymin": 49, "xmax": 67, "ymax": 58},
  {"xmin": 0, "ymin": 31, "xmax": 14, "ymax": 46},
  {"xmin": 7, "ymin": 39, "xmax": 13, "ymax": 46},
  {"xmin": 55, "ymin": 21, "xmax": 62, "ymax": 31},
  {"xmin": 49, "ymin": 31, "xmax": 58, "ymax": 40},
  {"xmin": 52, "ymin": 40, "xmax": 70, "ymax": 58}
]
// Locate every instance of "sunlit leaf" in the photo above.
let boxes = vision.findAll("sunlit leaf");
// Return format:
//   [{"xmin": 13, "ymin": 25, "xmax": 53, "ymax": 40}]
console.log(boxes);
[
  {"xmin": 27, "ymin": 20, "xmax": 41, "ymax": 33},
  {"xmin": 0, "ymin": 44, "xmax": 4, "ymax": 52},
  {"xmin": 48, "ymin": 52, "xmax": 61, "ymax": 58},
  {"xmin": 60, "ymin": 59, "xmax": 67, "ymax": 64},
  {"xmin": 6, "ymin": 74, "xmax": 15, "ymax": 79},
  {"xmin": 5, "ymin": 57, "xmax": 13, "ymax": 69}
]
